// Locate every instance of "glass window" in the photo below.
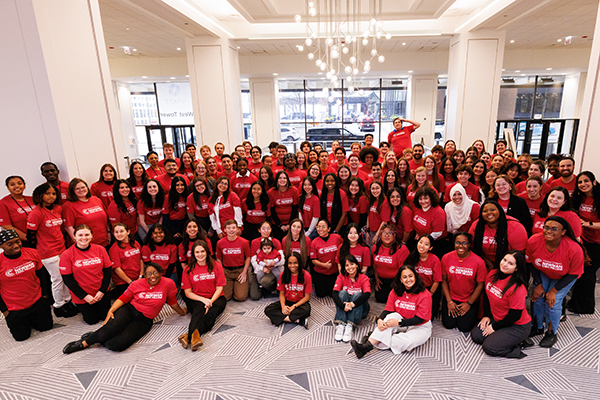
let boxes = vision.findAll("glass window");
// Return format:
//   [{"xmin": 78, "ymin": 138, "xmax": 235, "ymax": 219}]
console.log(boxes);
[
  {"xmin": 344, "ymin": 78, "xmax": 382, "ymax": 148},
  {"xmin": 436, "ymin": 77, "xmax": 447, "ymax": 145},
  {"xmin": 241, "ymin": 81, "xmax": 252, "ymax": 142},
  {"xmin": 497, "ymin": 75, "xmax": 564, "ymax": 120},
  {"xmin": 130, "ymin": 83, "xmax": 158, "ymax": 126}
]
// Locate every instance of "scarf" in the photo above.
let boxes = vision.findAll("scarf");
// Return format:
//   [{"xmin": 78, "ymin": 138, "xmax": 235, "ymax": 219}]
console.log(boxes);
[{"xmin": 445, "ymin": 184, "xmax": 476, "ymax": 234}]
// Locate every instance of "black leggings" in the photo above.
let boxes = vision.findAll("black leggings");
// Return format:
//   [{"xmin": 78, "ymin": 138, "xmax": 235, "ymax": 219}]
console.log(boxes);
[
  {"xmin": 471, "ymin": 321, "xmax": 531, "ymax": 358},
  {"xmin": 312, "ymin": 269, "xmax": 338, "ymax": 298},
  {"xmin": 86, "ymin": 303, "xmax": 153, "ymax": 351},
  {"xmin": 187, "ymin": 296, "xmax": 227, "ymax": 337},
  {"xmin": 5, "ymin": 297, "xmax": 53, "ymax": 341},
  {"xmin": 264, "ymin": 299, "xmax": 311, "ymax": 326},
  {"xmin": 568, "ymin": 240, "xmax": 600, "ymax": 314},
  {"xmin": 441, "ymin": 299, "xmax": 480, "ymax": 332},
  {"xmin": 76, "ymin": 295, "xmax": 112, "ymax": 325},
  {"xmin": 375, "ymin": 277, "xmax": 395, "ymax": 303}
]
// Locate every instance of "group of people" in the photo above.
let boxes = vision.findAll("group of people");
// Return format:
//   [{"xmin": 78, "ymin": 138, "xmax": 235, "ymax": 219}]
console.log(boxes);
[{"xmin": 0, "ymin": 117, "xmax": 597, "ymax": 360}]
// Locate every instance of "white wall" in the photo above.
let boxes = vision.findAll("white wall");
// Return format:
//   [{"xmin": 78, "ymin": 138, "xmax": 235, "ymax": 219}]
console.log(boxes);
[
  {"xmin": 250, "ymin": 78, "xmax": 280, "ymax": 147},
  {"xmin": 409, "ymin": 75, "xmax": 438, "ymax": 148}
]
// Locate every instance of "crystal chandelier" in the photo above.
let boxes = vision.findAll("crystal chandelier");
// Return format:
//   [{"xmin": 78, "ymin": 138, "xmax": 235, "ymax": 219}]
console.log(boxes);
[{"xmin": 294, "ymin": 0, "xmax": 391, "ymax": 98}]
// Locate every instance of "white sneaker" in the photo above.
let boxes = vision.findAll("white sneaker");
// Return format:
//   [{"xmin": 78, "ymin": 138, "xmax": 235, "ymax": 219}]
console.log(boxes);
[
  {"xmin": 342, "ymin": 323, "xmax": 353, "ymax": 343},
  {"xmin": 335, "ymin": 323, "xmax": 345, "ymax": 342}
]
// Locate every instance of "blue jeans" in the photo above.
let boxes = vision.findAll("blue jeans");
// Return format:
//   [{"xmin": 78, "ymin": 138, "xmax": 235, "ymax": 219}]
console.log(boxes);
[
  {"xmin": 334, "ymin": 291, "xmax": 370, "ymax": 326},
  {"xmin": 307, "ymin": 229, "xmax": 319, "ymax": 240},
  {"xmin": 533, "ymin": 273, "xmax": 577, "ymax": 333}
]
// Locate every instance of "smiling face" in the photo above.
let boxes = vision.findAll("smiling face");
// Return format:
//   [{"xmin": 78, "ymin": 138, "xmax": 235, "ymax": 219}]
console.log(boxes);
[
  {"xmin": 347, "ymin": 226, "xmax": 359, "ymax": 244},
  {"xmin": 494, "ymin": 178, "xmax": 511, "ymax": 197},
  {"xmin": 491, "ymin": 156, "xmax": 504, "ymax": 170},
  {"xmin": 74, "ymin": 182, "xmax": 88, "ymax": 200},
  {"xmin": 145, "ymin": 266, "xmax": 161, "ymax": 286},
  {"xmin": 485, "ymin": 171, "xmax": 498, "ymax": 185},
  {"xmin": 444, "ymin": 160, "xmax": 454, "ymax": 174},
  {"xmin": 102, "ymin": 167, "xmax": 115, "ymax": 181},
  {"xmin": 175, "ymin": 180, "xmax": 185, "ymax": 194},
  {"xmin": 418, "ymin": 194, "xmax": 431, "ymax": 209},
  {"xmin": 452, "ymin": 190, "xmax": 463, "ymax": 205},
  {"xmin": 324, "ymin": 175, "xmax": 336, "ymax": 192},
  {"xmin": 482, "ymin": 203, "xmax": 500, "ymax": 225},
  {"xmin": 389, "ymin": 190, "xmax": 401, "ymax": 206},
  {"xmin": 454, "ymin": 234, "xmax": 470, "ymax": 256},
  {"xmin": 547, "ymin": 190, "xmax": 566, "ymax": 210},
  {"xmin": 417, "ymin": 236, "xmax": 432, "ymax": 255},
  {"xmin": 370, "ymin": 183, "xmax": 382, "ymax": 198},
  {"xmin": 113, "ymin": 225, "xmax": 130, "ymax": 243},
  {"xmin": 348, "ymin": 181, "xmax": 360, "ymax": 196},
  {"xmin": 42, "ymin": 186, "xmax": 57, "ymax": 206},
  {"xmin": 338, "ymin": 168, "xmax": 350, "ymax": 181},
  {"xmin": 499, "ymin": 253, "xmax": 517, "ymax": 275},
  {"xmin": 290, "ymin": 221, "xmax": 302, "ymax": 237},
  {"xmin": 217, "ymin": 179, "xmax": 229, "ymax": 194},
  {"xmin": 425, "ymin": 158, "xmax": 435, "ymax": 171},
  {"xmin": 147, "ymin": 181, "xmax": 159, "ymax": 196},
  {"xmin": 118, "ymin": 182, "xmax": 130, "ymax": 198},
  {"xmin": 186, "ymin": 221, "xmax": 198, "ymax": 238},
  {"xmin": 165, "ymin": 161, "xmax": 178, "ymax": 175},
  {"xmin": 237, "ymin": 160, "xmax": 249, "ymax": 175},
  {"xmin": 74, "ymin": 228, "xmax": 93, "ymax": 248},
  {"xmin": 259, "ymin": 222, "xmax": 272, "ymax": 238},
  {"xmin": 6, "ymin": 177, "xmax": 25, "ymax": 197},
  {"xmin": 316, "ymin": 220, "xmax": 330, "ymax": 238},
  {"xmin": 401, "ymin": 268, "xmax": 416, "ymax": 290},
  {"xmin": 181, "ymin": 153, "xmax": 193, "ymax": 167},
  {"xmin": 287, "ymin": 255, "xmax": 299, "ymax": 275},
  {"xmin": 526, "ymin": 180, "xmax": 541, "ymax": 198},
  {"xmin": 543, "ymin": 220, "xmax": 566, "ymax": 242},
  {"xmin": 194, "ymin": 245, "xmax": 207, "ymax": 264},
  {"xmin": 381, "ymin": 227, "xmax": 396, "ymax": 246},
  {"xmin": 578, "ymin": 174, "xmax": 595, "ymax": 194},
  {"xmin": 151, "ymin": 228, "xmax": 165, "ymax": 243}
]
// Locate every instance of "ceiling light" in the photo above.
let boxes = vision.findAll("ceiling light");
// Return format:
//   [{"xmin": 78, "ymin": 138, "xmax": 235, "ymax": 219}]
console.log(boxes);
[
  {"xmin": 133, "ymin": 49, "xmax": 137, "ymax": 52},
  {"xmin": 126, "ymin": 28, "xmax": 129, "ymax": 31},
  {"xmin": 515, "ymin": 70, "xmax": 521, "ymax": 73},
  {"xmin": 546, "ymin": 68, "xmax": 552, "ymax": 70},
  {"xmin": 177, "ymin": 48, "xmax": 181, "ymax": 51},
  {"xmin": 273, "ymin": 73, "xmax": 278, "ymax": 75},
  {"xmin": 237, "ymin": 46, "xmax": 240, "ymax": 49},
  {"xmin": 170, "ymin": 77, "xmax": 176, "ymax": 79},
  {"xmin": 142, "ymin": 76, "xmax": 148, "ymax": 78},
  {"xmin": 402, "ymin": 42, "xmax": 406, "ymax": 45},
  {"xmin": 510, "ymin": 40, "xmax": 514, "ymax": 43},
  {"xmin": 185, "ymin": 75, "xmax": 189, "ymax": 77},
  {"xmin": 557, "ymin": 39, "xmax": 562, "ymax": 42},
  {"xmin": 520, "ymin": 74, "xmax": 525, "ymax": 76},
  {"xmin": 408, "ymin": 70, "xmax": 413, "ymax": 73},
  {"xmin": 502, "ymin": 69, "xmax": 505, "ymax": 71}
]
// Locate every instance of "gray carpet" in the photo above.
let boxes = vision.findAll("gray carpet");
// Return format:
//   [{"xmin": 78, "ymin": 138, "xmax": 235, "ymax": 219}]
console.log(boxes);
[{"xmin": 1, "ymin": 291, "xmax": 599, "ymax": 400}]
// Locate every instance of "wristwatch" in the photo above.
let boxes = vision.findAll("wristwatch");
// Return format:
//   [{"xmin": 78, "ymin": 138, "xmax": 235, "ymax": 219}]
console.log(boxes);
[{"xmin": 589, "ymin": 221, "xmax": 594, "ymax": 226}]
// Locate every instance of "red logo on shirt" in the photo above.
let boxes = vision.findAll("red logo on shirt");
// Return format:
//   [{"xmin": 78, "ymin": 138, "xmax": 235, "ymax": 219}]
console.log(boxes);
[
  {"xmin": 74, "ymin": 257, "xmax": 102, "ymax": 267},
  {"xmin": 276, "ymin": 198, "xmax": 293, "ymax": 205},
  {"xmin": 448, "ymin": 265, "xmax": 473, "ymax": 276},
  {"xmin": 4, "ymin": 261, "xmax": 36, "ymax": 277},
  {"xmin": 139, "ymin": 291, "xmax": 164, "ymax": 299},
  {"xmin": 318, "ymin": 245, "xmax": 338, "ymax": 254},
  {"xmin": 193, "ymin": 272, "xmax": 215, "ymax": 282},
  {"xmin": 223, "ymin": 248, "xmax": 242, "ymax": 255},
  {"xmin": 124, "ymin": 248, "xmax": 140, "ymax": 257},
  {"xmin": 416, "ymin": 266, "xmax": 432, "ymax": 275},
  {"xmin": 16, "ymin": 206, "xmax": 34, "ymax": 215},
  {"xmin": 82, "ymin": 206, "xmax": 103, "ymax": 215},
  {"xmin": 285, "ymin": 283, "xmax": 304, "ymax": 292},
  {"xmin": 486, "ymin": 282, "xmax": 503, "ymax": 298},
  {"xmin": 44, "ymin": 218, "xmax": 63, "ymax": 228},
  {"xmin": 580, "ymin": 204, "xmax": 594, "ymax": 213},
  {"xmin": 395, "ymin": 299, "xmax": 416, "ymax": 310},
  {"xmin": 414, "ymin": 215, "xmax": 427, "ymax": 226},
  {"xmin": 147, "ymin": 209, "xmax": 162, "ymax": 216},
  {"xmin": 150, "ymin": 254, "xmax": 170, "ymax": 261},
  {"xmin": 375, "ymin": 255, "xmax": 393, "ymax": 264},
  {"xmin": 534, "ymin": 258, "xmax": 563, "ymax": 271}
]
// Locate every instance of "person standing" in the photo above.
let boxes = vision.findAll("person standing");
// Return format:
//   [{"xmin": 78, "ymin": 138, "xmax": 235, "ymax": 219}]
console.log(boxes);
[
  {"xmin": 388, "ymin": 117, "xmax": 421, "ymax": 158},
  {"xmin": 0, "ymin": 176, "xmax": 35, "ymax": 245},
  {"xmin": 216, "ymin": 220, "xmax": 251, "ymax": 302}
]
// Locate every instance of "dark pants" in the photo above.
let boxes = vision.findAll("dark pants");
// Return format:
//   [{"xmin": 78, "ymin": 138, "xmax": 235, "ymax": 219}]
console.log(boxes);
[
  {"xmin": 111, "ymin": 284, "xmax": 129, "ymax": 300},
  {"xmin": 471, "ymin": 321, "xmax": 531, "ymax": 358},
  {"xmin": 429, "ymin": 285, "xmax": 442, "ymax": 319},
  {"xmin": 86, "ymin": 303, "xmax": 153, "ymax": 352},
  {"xmin": 312, "ymin": 269, "xmax": 338, "ymax": 298},
  {"xmin": 441, "ymin": 299, "xmax": 480, "ymax": 332},
  {"xmin": 264, "ymin": 299, "xmax": 311, "ymax": 326},
  {"xmin": 186, "ymin": 296, "xmax": 227, "ymax": 337},
  {"xmin": 163, "ymin": 215, "xmax": 187, "ymax": 244},
  {"xmin": 375, "ymin": 277, "xmax": 395, "ymax": 303},
  {"xmin": 76, "ymin": 295, "xmax": 111, "ymax": 325},
  {"xmin": 568, "ymin": 240, "xmax": 600, "ymax": 314},
  {"xmin": 5, "ymin": 297, "xmax": 53, "ymax": 341},
  {"xmin": 242, "ymin": 222, "xmax": 262, "ymax": 243}
]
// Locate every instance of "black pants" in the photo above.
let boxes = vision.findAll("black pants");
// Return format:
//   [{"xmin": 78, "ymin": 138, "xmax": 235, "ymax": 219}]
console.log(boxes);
[
  {"xmin": 264, "ymin": 299, "xmax": 311, "ymax": 326},
  {"xmin": 429, "ymin": 285, "xmax": 442, "ymax": 319},
  {"xmin": 76, "ymin": 295, "xmax": 112, "ymax": 325},
  {"xmin": 568, "ymin": 240, "xmax": 600, "ymax": 314},
  {"xmin": 312, "ymin": 269, "xmax": 338, "ymax": 298},
  {"xmin": 111, "ymin": 284, "xmax": 129, "ymax": 300},
  {"xmin": 86, "ymin": 303, "xmax": 153, "ymax": 352},
  {"xmin": 471, "ymin": 321, "xmax": 531, "ymax": 358},
  {"xmin": 187, "ymin": 296, "xmax": 227, "ymax": 337},
  {"xmin": 375, "ymin": 277, "xmax": 395, "ymax": 303},
  {"xmin": 242, "ymin": 222, "xmax": 262, "ymax": 243},
  {"xmin": 441, "ymin": 299, "xmax": 480, "ymax": 332},
  {"xmin": 163, "ymin": 215, "xmax": 187, "ymax": 244},
  {"xmin": 5, "ymin": 297, "xmax": 53, "ymax": 341}
]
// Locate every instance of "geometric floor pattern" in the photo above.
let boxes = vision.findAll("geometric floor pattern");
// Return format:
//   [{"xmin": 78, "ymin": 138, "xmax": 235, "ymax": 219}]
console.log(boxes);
[{"xmin": 1, "ymin": 291, "xmax": 600, "ymax": 400}]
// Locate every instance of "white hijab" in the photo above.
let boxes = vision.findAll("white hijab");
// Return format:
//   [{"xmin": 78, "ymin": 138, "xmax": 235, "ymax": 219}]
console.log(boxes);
[{"xmin": 445, "ymin": 184, "xmax": 477, "ymax": 234}]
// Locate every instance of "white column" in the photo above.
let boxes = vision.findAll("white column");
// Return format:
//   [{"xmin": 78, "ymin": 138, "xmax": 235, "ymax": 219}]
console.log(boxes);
[
  {"xmin": 574, "ymin": 1, "xmax": 600, "ymax": 172},
  {"xmin": 249, "ymin": 78, "xmax": 280, "ymax": 148},
  {"xmin": 560, "ymin": 73, "xmax": 586, "ymax": 119},
  {"xmin": 114, "ymin": 82, "xmax": 139, "ymax": 164},
  {"xmin": 445, "ymin": 30, "xmax": 506, "ymax": 151},
  {"xmin": 408, "ymin": 74, "xmax": 438, "ymax": 148},
  {"xmin": 0, "ymin": 0, "xmax": 127, "ymax": 196},
  {"xmin": 186, "ymin": 36, "xmax": 243, "ymax": 153}
]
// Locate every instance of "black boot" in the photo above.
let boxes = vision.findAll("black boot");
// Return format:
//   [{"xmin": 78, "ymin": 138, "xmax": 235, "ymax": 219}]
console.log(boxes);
[{"xmin": 350, "ymin": 339, "xmax": 373, "ymax": 359}]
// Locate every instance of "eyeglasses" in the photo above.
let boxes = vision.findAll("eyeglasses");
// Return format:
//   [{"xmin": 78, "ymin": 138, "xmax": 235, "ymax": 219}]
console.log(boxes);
[
  {"xmin": 145, "ymin": 271, "xmax": 160, "ymax": 277},
  {"xmin": 382, "ymin": 231, "xmax": 395, "ymax": 236},
  {"xmin": 454, "ymin": 241, "xmax": 469, "ymax": 246},
  {"xmin": 543, "ymin": 226, "xmax": 561, "ymax": 232}
]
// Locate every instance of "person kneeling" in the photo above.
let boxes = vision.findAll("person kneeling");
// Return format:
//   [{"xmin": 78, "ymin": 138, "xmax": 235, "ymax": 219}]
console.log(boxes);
[
  {"xmin": 264, "ymin": 252, "xmax": 311, "ymax": 328},
  {"xmin": 63, "ymin": 263, "xmax": 186, "ymax": 354},
  {"xmin": 178, "ymin": 240, "xmax": 227, "ymax": 351},
  {"xmin": 351, "ymin": 265, "xmax": 431, "ymax": 358},
  {"xmin": 471, "ymin": 251, "xmax": 531, "ymax": 358},
  {"xmin": 333, "ymin": 255, "xmax": 371, "ymax": 343}
]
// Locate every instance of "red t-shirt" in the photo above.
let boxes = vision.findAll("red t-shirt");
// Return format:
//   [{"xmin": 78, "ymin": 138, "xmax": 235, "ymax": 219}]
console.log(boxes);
[
  {"xmin": 373, "ymin": 244, "xmax": 410, "ymax": 279},
  {"xmin": 0, "ymin": 195, "xmax": 35, "ymax": 234},
  {"xmin": 441, "ymin": 251, "xmax": 486, "ymax": 303},
  {"xmin": 348, "ymin": 195, "xmax": 369, "ymax": 225},
  {"xmin": 56, "ymin": 181, "xmax": 70, "ymax": 204},
  {"xmin": 388, "ymin": 125, "xmax": 415, "ymax": 157},
  {"xmin": 216, "ymin": 236, "xmax": 251, "ymax": 267},
  {"xmin": 158, "ymin": 158, "xmax": 180, "ymax": 168},
  {"xmin": 131, "ymin": 179, "xmax": 144, "ymax": 200},
  {"xmin": 444, "ymin": 182, "xmax": 480, "ymax": 204},
  {"xmin": 287, "ymin": 169, "xmax": 307, "ymax": 189},
  {"xmin": 26, "ymin": 205, "xmax": 65, "ymax": 259},
  {"xmin": 137, "ymin": 200, "xmax": 164, "ymax": 226},
  {"xmin": 414, "ymin": 254, "xmax": 442, "ymax": 288},
  {"xmin": 59, "ymin": 244, "xmax": 113, "ymax": 304},
  {"xmin": 518, "ymin": 193, "xmax": 544, "ymax": 216},
  {"xmin": 0, "ymin": 248, "xmax": 43, "ymax": 311},
  {"xmin": 578, "ymin": 196, "xmax": 600, "ymax": 243},
  {"xmin": 218, "ymin": 169, "xmax": 237, "ymax": 182},
  {"xmin": 335, "ymin": 244, "xmax": 371, "ymax": 268},
  {"xmin": 162, "ymin": 194, "xmax": 187, "ymax": 221},
  {"xmin": 368, "ymin": 200, "xmax": 391, "ymax": 233},
  {"xmin": 186, "ymin": 194, "xmax": 209, "ymax": 218},
  {"xmin": 531, "ymin": 210, "xmax": 582, "ymax": 238},
  {"xmin": 277, "ymin": 270, "xmax": 313, "ymax": 302},
  {"xmin": 180, "ymin": 166, "xmax": 195, "ymax": 181},
  {"xmin": 146, "ymin": 166, "xmax": 165, "ymax": 178},
  {"xmin": 300, "ymin": 194, "xmax": 321, "ymax": 227},
  {"xmin": 242, "ymin": 201, "xmax": 270, "ymax": 225},
  {"xmin": 485, "ymin": 271, "xmax": 531, "ymax": 326},
  {"xmin": 181, "ymin": 262, "xmax": 226, "ymax": 298},
  {"xmin": 550, "ymin": 176, "xmax": 577, "ymax": 196},
  {"xmin": 389, "ymin": 206, "xmax": 414, "ymax": 239},
  {"xmin": 109, "ymin": 242, "xmax": 142, "ymax": 285},
  {"xmin": 268, "ymin": 187, "xmax": 298, "ymax": 225},
  {"xmin": 208, "ymin": 192, "xmax": 241, "ymax": 231},
  {"xmin": 249, "ymin": 160, "xmax": 263, "ymax": 176},
  {"xmin": 107, "ymin": 200, "xmax": 138, "ymax": 233},
  {"xmin": 310, "ymin": 234, "xmax": 343, "ymax": 275},
  {"xmin": 272, "ymin": 162, "xmax": 285, "ymax": 174},
  {"xmin": 516, "ymin": 181, "xmax": 551, "ymax": 198},
  {"xmin": 231, "ymin": 173, "xmax": 258, "ymax": 201},
  {"xmin": 62, "ymin": 197, "xmax": 109, "ymax": 246},
  {"xmin": 408, "ymin": 159, "xmax": 424, "ymax": 174},
  {"xmin": 413, "ymin": 206, "xmax": 447, "ymax": 238},
  {"xmin": 141, "ymin": 243, "xmax": 177, "ymax": 271},
  {"xmin": 90, "ymin": 181, "xmax": 114, "ymax": 210},
  {"xmin": 468, "ymin": 217, "xmax": 528, "ymax": 264},
  {"xmin": 526, "ymin": 233, "xmax": 584, "ymax": 280},
  {"xmin": 325, "ymin": 190, "xmax": 350, "ymax": 225},
  {"xmin": 333, "ymin": 273, "xmax": 371, "ymax": 295},
  {"xmin": 119, "ymin": 277, "xmax": 178, "ymax": 319},
  {"xmin": 384, "ymin": 289, "xmax": 431, "ymax": 324},
  {"xmin": 427, "ymin": 173, "xmax": 446, "ymax": 195},
  {"xmin": 251, "ymin": 237, "xmax": 282, "ymax": 255},
  {"xmin": 155, "ymin": 173, "xmax": 190, "ymax": 192},
  {"xmin": 178, "ymin": 240, "xmax": 213, "ymax": 264},
  {"xmin": 257, "ymin": 249, "xmax": 281, "ymax": 265}
]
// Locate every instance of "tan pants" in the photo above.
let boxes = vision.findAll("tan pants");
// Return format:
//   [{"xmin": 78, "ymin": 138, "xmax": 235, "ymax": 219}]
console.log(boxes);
[{"xmin": 223, "ymin": 267, "xmax": 249, "ymax": 301}]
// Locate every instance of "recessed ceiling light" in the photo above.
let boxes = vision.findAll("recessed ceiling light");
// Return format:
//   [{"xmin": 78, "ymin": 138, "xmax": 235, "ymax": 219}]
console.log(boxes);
[
  {"xmin": 126, "ymin": 28, "xmax": 129, "ymax": 31},
  {"xmin": 170, "ymin": 77, "xmax": 176, "ymax": 79},
  {"xmin": 167, "ymin": 80, "xmax": 171, "ymax": 82},
  {"xmin": 502, "ymin": 68, "xmax": 506, "ymax": 71},
  {"xmin": 557, "ymin": 39, "xmax": 562, "ymax": 42},
  {"xmin": 402, "ymin": 42, "xmax": 406, "ymax": 45},
  {"xmin": 515, "ymin": 70, "xmax": 521, "ymax": 73},
  {"xmin": 237, "ymin": 46, "xmax": 240, "ymax": 49},
  {"xmin": 177, "ymin": 48, "xmax": 181, "ymax": 51},
  {"xmin": 510, "ymin": 40, "xmax": 514, "ymax": 43},
  {"xmin": 520, "ymin": 74, "xmax": 525, "ymax": 76},
  {"xmin": 408, "ymin": 70, "xmax": 413, "ymax": 73},
  {"xmin": 142, "ymin": 76, "xmax": 148, "ymax": 78},
  {"xmin": 546, "ymin": 68, "xmax": 552, "ymax": 71},
  {"xmin": 273, "ymin": 73, "xmax": 278, "ymax": 75},
  {"xmin": 318, "ymin": 72, "xmax": 323, "ymax": 75},
  {"xmin": 185, "ymin": 75, "xmax": 189, "ymax": 78},
  {"xmin": 133, "ymin": 49, "xmax": 137, "ymax": 52}
]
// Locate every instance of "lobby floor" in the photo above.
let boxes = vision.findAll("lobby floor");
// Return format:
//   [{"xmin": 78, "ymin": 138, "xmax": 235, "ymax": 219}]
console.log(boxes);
[{"xmin": 1, "ymin": 291, "xmax": 599, "ymax": 400}]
